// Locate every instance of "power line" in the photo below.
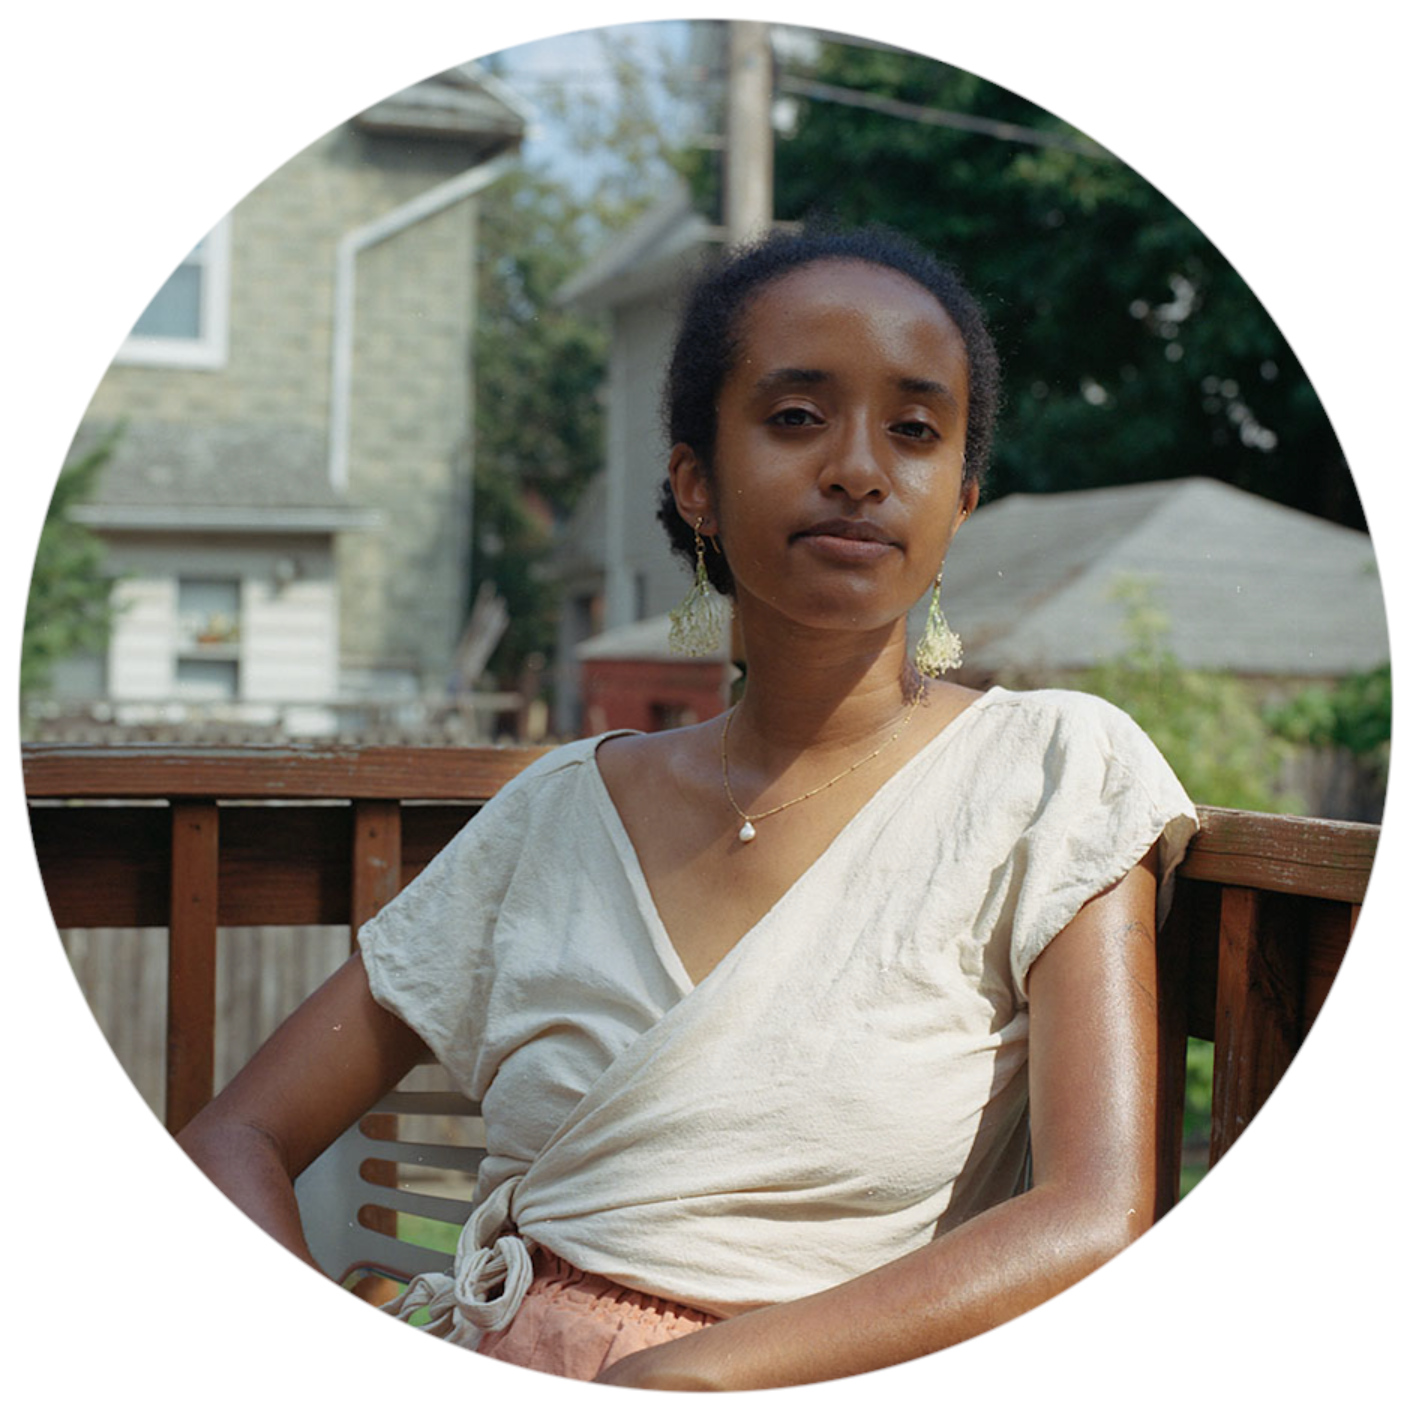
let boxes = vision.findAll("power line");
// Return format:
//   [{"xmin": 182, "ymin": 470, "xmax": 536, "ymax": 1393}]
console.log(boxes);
[{"xmin": 778, "ymin": 76, "xmax": 1115, "ymax": 160}]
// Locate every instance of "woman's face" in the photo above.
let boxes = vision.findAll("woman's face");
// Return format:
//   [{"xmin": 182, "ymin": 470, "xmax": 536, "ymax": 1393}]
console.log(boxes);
[{"xmin": 672, "ymin": 259, "xmax": 976, "ymax": 636}]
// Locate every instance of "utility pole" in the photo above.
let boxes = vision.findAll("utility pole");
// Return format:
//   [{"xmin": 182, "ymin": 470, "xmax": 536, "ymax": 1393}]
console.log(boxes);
[{"xmin": 724, "ymin": 21, "xmax": 774, "ymax": 245}]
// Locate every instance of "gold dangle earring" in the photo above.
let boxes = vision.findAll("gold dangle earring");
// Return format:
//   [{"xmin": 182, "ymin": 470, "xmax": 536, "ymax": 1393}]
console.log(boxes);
[
  {"xmin": 915, "ymin": 566, "xmax": 963, "ymax": 677},
  {"xmin": 668, "ymin": 518, "xmax": 729, "ymax": 656}
]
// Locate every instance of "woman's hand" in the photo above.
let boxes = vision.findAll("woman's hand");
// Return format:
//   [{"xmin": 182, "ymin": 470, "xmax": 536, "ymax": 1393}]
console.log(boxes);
[{"xmin": 593, "ymin": 1335, "xmax": 736, "ymax": 1392}]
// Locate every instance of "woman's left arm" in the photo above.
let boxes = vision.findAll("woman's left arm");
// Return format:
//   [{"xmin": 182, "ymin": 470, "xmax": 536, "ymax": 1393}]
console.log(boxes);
[{"xmin": 596, "ymin": 846, "xmax": 1160, "ymax": 1391}]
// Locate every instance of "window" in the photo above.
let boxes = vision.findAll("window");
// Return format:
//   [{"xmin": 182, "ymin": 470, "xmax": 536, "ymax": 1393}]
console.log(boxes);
[
  {"xmin": 116, "ymin": 217, "xmax": 232, "ymax": 369},
  {"xmin": 174, "ymin": 578, "xmax": 240, "ymax": 700}
]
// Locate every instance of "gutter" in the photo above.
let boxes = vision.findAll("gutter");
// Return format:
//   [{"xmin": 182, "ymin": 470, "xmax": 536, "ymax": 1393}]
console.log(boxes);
[{"xmin": 327, "ymin": 153, "xmax": 516, "ymax": 490}]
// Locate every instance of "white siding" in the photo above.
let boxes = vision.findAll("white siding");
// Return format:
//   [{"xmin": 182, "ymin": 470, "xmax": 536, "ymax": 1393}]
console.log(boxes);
[
  {"xmin": 108, "ymin": 577, "xmax": 176, "ymax": 699},
  {"xmin": 240, "ymin": 577, "xmax": 338, "ymax": 701}
]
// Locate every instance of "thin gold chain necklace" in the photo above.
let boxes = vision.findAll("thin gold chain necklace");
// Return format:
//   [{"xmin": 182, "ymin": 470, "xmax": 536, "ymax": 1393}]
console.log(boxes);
[{"xmin": 720, "ymin": 687, "xmax": 925, "ymax": 844}]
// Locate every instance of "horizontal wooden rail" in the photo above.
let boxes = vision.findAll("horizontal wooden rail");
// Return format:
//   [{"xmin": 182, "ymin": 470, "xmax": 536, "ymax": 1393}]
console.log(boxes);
[
  {"xmin": 22, "ymin": 744, "xmax": 552, "ymax": 802},
  {"xmin": 1178, "ymin": 806, "xmax": 1378, "ymax": 905}
]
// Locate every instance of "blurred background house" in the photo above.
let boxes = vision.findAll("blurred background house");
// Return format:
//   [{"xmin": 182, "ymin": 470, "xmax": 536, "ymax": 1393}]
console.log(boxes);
[{"xmin": 31, "ymin": 64, "xmax": 529, "ymax": 744}]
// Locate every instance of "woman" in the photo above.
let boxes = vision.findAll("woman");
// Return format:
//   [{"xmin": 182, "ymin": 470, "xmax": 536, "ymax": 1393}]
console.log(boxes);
[{"xmin": 179, "ymin": 228, "xmax": 1197, "ymax": 1390}]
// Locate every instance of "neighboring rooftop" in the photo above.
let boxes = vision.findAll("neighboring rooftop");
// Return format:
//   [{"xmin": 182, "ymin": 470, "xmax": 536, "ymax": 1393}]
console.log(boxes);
[
  {"xmin": 68, "ymin": 421, "xmax": 377, "ymax": 534},
  {"xmin": 930, "ymin": 477, "xmax": 1387, "ymax": 679},
  {"xmin": 556, "ymin": 184, "xmax": 719, "ymax": 312},
  {"xmin": 353, "ymin": 63, "xmax": 532, "ymax": 160}
]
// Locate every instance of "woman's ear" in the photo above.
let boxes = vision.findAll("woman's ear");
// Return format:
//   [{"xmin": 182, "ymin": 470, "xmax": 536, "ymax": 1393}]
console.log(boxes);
[
  {"xmin": 957, "ymin": 478, "xmax": 980, "ymax": 524},
  {"xmin": 668, "ymin": 444, "xmax": 715, "ymax": 534}
]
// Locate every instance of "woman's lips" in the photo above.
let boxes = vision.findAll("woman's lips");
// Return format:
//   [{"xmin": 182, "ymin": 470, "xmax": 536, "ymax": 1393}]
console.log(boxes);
[{"xmin": 793, "ymin": 520, "xmax": 899, "ymax": 564}]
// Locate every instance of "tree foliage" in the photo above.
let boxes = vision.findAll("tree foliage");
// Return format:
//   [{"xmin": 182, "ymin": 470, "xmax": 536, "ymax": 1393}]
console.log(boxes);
[
  {"xmin": 22, "ymin": 431, "xmax": 116, "ymax": 701},
  {"xmin": 1265, "ymin": 663, "xmax": 1392, "ymax": 760},
  {"xmin": 471, "ymin": 31, "xmax": 689, "ymax": 681},
  {"xmin": 1074, "ymin": 576, "xmax": 1298, "ymax": 813},
  {"xmin": 471, "ymin": 169, "xmax": 610, "ymax": 677},
  {"xmin": 1264, "ymin": 663, "xmax": 1391, "ymax": 810},
  {"xmin": 770, "ymin": 42, "xmax": 1362, "ymax": 529}
]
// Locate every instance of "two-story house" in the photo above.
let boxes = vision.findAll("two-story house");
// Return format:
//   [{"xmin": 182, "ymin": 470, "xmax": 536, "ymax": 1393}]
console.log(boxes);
[{"xmin": 46, "ymin": 64, "xmax": 529, "ymax": 739}]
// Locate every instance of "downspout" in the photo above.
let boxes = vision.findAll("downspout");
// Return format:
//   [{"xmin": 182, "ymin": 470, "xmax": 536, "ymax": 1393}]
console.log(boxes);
[{"xmin": 327, "ymin": 153, "xmax": 516, "ymax": 490}]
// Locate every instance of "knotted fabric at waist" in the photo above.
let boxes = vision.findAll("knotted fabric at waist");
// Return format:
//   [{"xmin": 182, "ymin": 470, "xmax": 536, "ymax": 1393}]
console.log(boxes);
[{"xmin": 381, "ymin": 1175, "xmax": 536, "ymax": 1346}]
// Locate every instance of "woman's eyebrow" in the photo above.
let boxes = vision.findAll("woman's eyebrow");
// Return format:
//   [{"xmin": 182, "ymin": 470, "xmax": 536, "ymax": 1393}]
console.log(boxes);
[
  {"xmin": 754, "ymin": 367, "xmax": 960, "ymax": 413},
  {"xmin": 898, "ymin": 376, "xmax": 961, "ymax": 412},
  {"xmin": 754, "ymin": 367, "xmax": 829, "ymax": 391}
]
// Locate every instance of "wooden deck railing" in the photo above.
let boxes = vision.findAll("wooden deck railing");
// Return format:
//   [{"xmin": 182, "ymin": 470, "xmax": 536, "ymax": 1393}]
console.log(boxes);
[{"xmin": 24, "ymin": 743, "xmax": 1379, "ymax": 1215}]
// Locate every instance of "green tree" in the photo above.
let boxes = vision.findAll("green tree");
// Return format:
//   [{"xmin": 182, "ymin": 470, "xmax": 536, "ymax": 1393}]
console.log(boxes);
[
  {"xmin": 1074, "ymin": 576, "xmax": 1297, "ymax": 813},
  {"xmin": 1265, "ymin": 663, "xmax": 1391, "ymax": 762},
  {"xmin": 22, "ymin": 431, "xmax": 116, "ymax": 703},
  {"xmin": 771, "ymin": 42, "xmax": 1360, "ymax": 529},
  {"xmin": 471, "ymin": 31, "xmax": 692, "ymax": 682},
  {"xmin": 471, "ymin": 168, "xmax": 611, "ymax": 677}
]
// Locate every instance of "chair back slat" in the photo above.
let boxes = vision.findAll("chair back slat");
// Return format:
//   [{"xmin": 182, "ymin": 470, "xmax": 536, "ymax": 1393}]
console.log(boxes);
[
  {"xmin": 365, "ymin": 1137, "xmax": 486, "ymax": 1176},
  {"xmin": 294, "ymin": 1078, "xmax": 483, "ymax": 1283}
]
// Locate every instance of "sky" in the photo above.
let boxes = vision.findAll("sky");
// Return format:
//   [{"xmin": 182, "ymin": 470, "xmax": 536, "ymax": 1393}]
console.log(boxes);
[{"xmin": 477, "ymin": 19, "xmax": 701, "ymax": 193}]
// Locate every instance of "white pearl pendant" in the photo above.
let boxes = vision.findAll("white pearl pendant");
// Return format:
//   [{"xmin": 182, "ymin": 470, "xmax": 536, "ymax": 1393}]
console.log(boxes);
[{"xmin": 738, "ymin": 820, "xmax": 757, "ymax": 843}]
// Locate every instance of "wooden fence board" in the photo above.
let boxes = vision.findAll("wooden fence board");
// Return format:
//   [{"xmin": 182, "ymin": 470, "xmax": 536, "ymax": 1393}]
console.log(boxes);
[
  {"xmin": 31, "ymin": 804, "xmax": 488, "ymax": 930},
  {"xmin": 218, "ymin": 807, "xmax": 352, "ymax": 926},
  {"xmin": 401, "ymin": 805, "xmax": 477, "ymax": 882},
  {"xmin": 29, "ymin": 807, "xmax": 171, "ymax": 928},
  {"xmin": 1303, "ymin": 901, "xmax": 1357, "ymax": 1032}
]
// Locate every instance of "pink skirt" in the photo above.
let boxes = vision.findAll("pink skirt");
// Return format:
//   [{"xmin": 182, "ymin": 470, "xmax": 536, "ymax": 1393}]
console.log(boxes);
[{"xmin": 476, "ymin": 1249, "xmax": 720, "ymax": 1381}]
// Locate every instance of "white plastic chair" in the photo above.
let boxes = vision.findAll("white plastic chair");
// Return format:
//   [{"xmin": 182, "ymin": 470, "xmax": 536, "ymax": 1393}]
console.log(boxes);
[{"xmin": 295, "ymin": 1076, "xmax": 484, "ymax": 1286}]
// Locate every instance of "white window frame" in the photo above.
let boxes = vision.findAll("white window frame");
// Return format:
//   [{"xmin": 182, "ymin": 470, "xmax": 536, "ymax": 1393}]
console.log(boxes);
[{"xmin": 115, "ymin": 216, "xmax": 232, "ymax": 370}]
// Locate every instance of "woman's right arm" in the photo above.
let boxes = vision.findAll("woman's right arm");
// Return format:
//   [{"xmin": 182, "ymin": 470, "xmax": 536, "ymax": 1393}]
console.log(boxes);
[{"xmin": 176, "ymin": 951, "xmax": 430, "ymax": 1273}]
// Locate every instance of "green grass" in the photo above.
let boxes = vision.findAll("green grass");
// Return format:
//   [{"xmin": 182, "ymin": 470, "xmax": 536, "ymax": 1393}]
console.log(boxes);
[{"xmin": 395, "ymin": 1212, "xmax": 462, "ymax": 1255}]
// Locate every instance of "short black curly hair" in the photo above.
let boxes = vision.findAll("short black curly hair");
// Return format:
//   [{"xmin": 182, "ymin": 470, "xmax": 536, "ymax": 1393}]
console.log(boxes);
[{"xmin": 656, "ymin": 225, "xmax": 1001, "ymax": 596}]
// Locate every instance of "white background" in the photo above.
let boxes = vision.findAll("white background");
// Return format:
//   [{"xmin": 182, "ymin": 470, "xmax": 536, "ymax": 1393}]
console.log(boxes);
[{"xmin": 4, "ymin": 3, "xmax": 1404, "ymax": 1404}]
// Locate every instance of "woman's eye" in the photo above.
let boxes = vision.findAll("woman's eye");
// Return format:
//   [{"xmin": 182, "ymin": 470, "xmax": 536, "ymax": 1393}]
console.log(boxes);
[
  {"xmin": 768, "ymin": 406, "xmax": 820, "ymax": 428},
  {"xmin": 893, "ymin": 420, "xmax": 939, "ymax": 441}
]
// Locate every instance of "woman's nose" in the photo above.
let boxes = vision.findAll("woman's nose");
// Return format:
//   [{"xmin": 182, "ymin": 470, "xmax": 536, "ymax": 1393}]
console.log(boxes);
[{"xmin": 822, "ymin": 421, "xmax": 889, "ymax": 501}]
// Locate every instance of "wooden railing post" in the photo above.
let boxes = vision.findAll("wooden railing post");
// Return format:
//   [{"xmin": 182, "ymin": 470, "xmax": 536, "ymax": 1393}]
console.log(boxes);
[
  {"xmin": 351, "ymin": 798, "xmax": 404, "ymax": 1239},
  {"xmin": 351, "ymin": 799, "xmax": 403, "ymax": 947},
  {"xmin": 167, "ymin": 800, "xmax": 219, "ymax": 1133},
  {"xmin": 1210, "ymin": 886, "xmax": 1305, "ymax": 1166}
]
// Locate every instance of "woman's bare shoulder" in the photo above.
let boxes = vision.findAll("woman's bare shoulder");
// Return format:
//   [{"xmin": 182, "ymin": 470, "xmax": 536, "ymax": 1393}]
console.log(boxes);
[{"xmin": 594, "ymin": 718, "xmax": 721, "ymax": 798}]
